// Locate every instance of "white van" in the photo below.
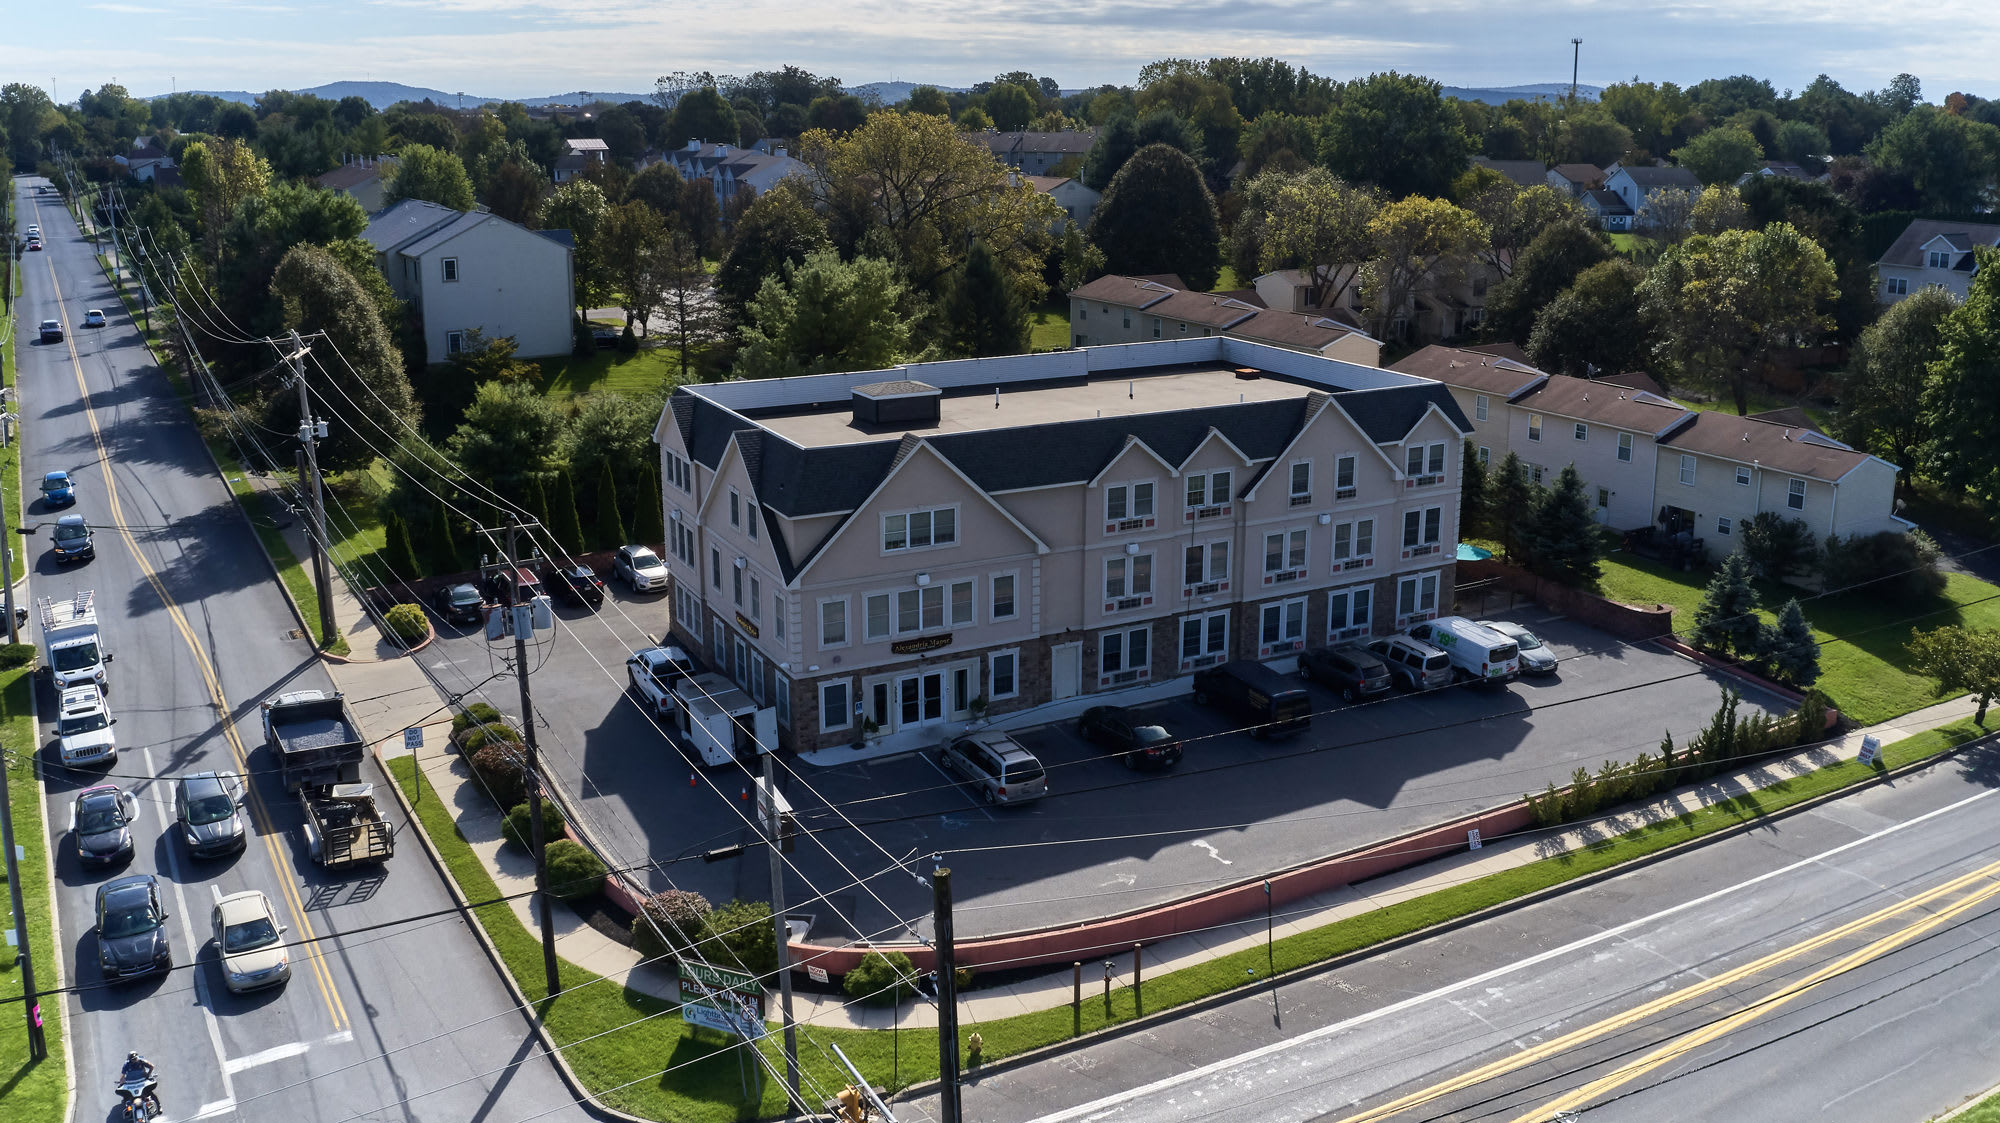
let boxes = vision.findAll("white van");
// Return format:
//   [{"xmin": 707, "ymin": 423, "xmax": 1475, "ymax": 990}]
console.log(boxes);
[{"xmin": 1406, "ymin": 616, "xmax": 1520, "ymax": 684}]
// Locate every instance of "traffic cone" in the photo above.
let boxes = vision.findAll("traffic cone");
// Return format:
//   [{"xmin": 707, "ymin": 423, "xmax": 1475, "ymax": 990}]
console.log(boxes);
[{"xmin": 689, "ymin": 772, "xmax": 698, "ymax": 788}]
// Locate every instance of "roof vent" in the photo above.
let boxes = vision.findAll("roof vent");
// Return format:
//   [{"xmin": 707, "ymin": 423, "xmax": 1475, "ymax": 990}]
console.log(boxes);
[
  {"xmin": 851, "ymin": 380, "xmax": 942, "ymax": 427},
  {"xmin": 1783, "ymin": 429, "xmax": 1792, "ymax": 441},
  {"xmin": 1234, "ymin": 368, "xmax": 1262, "ymax": 380}
]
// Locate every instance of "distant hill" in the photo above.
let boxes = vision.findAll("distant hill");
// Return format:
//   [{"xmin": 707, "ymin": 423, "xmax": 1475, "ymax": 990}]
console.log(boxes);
[
  {"xmin": 1444, "ymin": 83, "xmax": 1601, "ymax": 105},
  {"xmin": 164, "ymin": 81, "xmax": 657, "ymax": 110}
]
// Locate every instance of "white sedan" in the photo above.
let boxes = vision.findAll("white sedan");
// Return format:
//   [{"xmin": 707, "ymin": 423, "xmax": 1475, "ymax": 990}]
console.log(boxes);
[{"xmin": 212, "ymin": 889, "xmax": 291, "ymax": 993}]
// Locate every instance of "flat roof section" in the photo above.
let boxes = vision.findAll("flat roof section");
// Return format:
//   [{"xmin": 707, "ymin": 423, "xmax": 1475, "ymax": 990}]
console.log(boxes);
[{"xmin": 758, "ymin": 365, "xmax": 1317, "ymax": 448}]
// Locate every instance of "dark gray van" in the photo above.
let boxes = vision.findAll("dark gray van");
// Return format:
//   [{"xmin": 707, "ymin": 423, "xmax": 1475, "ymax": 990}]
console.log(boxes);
[{"xmin": 1191, "ymin": 660, "xmax": 1312, "ymax": 738}]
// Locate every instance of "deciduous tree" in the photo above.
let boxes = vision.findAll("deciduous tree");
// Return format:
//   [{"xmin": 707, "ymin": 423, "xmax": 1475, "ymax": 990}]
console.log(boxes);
[
  {"xmin": 1868, "ymin": 106, "xmax": 2000, "ymax": 213},
  {"xmin": 268, "ymin": 244, "xmax": 417, "ymax": 471},
  {"xmin": 1358, "ymin": 196, "xmax": 1488, "ymax": 340},
  {"xmin": 1671, "ymin": 126, "xmax": 1764, "ymax": 186},
  {"xmin": 1482, "ymin": 221, "xmax": 1609, "ymax": 345},
  {"xmin": 713, "ymin": 180, "xmax": 830, "ymax": 318},
  {"xmin": 983, "ymin": 83, "xmax": 1037, "ymax": 132},
  {"xmin": 384, "ymin": 143, "xmax": 476, "ymax": 211},
  {"xmin": 1316, "ymin": 71, "xmax": 1470, "ymax": 199},
  {"xmin": 541, "ymin": 180, "xmax": 611, "ymax": 314},
  {"xmin": 1906, "ymin": 625, "xmax": 2000, "ymax": 723},
  {"xmin": 444, "ymin": 380, "xmax": 564, "ymax": 499},
  {"xmin": 596, "ymin": 200, "xmax": 672, "ymax": 332},
  {"xmin": 1921, "ymin": 247, "xmax": 2000, "ymax": 506},
  {"xmin": 735, "ymin": 251, "xmax": 919, "ymax": 379},
  {"xmin": 1255, "ymin": 166, "xmax": 1378, "ymax": 313},
  {"xmin": 1087, "ymin": 143, "xmax": 1222, "ymax": 291},
  {"xmin": 1837, "ymin": 285, "xmax": 1953, "ymax": 468}
]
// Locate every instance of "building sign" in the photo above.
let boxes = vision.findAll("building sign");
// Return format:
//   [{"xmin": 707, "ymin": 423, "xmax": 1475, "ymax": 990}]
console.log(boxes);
[
  {"xmin": 735, "ymin": 613, "xmax": 760, "ymax": 639},
  {"xmin": 891, "ymin": 634, "xmax": 953, "ymax": 656}
]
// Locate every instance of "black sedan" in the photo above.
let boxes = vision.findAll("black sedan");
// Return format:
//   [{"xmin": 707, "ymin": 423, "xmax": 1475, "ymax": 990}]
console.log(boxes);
[
  {"xmin": 96, "ymin": 874, "xmax": 172, "ymax": 982},
  {"xmin": 73, "ymin": 784, "xmax": 137, "ymax": 867},
  {"xmin": 1077, "ymin": 706, "xmax": 1183, "ymax": 770},
  {"xmin": 548, "ymin": 564, "xmax": 606, "ymax": 608},
  {"xmin": 175, "ymin": 771, "xmax": 247, "ymax": 858},
  {"xmin": 434, "ymin": 583, "xmax": 486, "ymax": 626}
]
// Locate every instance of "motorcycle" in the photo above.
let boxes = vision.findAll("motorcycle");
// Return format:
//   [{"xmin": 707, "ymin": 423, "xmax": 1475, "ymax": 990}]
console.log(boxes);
[{"xmin": 115, "ymin": 1071, "xmax": 161, "ymax": 1121}]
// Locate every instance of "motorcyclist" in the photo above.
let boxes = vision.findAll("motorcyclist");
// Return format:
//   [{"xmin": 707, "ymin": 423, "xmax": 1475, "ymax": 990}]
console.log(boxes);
[{"xmin": 118, "ymin": 1052, "xmax": 159, "ymax": 1115}]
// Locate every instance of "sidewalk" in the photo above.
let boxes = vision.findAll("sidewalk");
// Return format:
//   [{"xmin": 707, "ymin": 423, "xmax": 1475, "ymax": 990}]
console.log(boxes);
[{"xmin": 298, "ymin": 532, "xmax": 1987, "ymax": 1032}]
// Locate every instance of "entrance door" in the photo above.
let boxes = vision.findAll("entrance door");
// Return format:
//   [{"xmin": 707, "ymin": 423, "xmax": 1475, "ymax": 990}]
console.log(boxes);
[
  {"xmin": 1051, "ymin": 642, "xmax": 1081, "ymax": 701},
  {"xmin": 896, "ymin": 672, "xmax": 948, "ymax": 729},
  {"xmin": 922, "ymin": 672, "xmax": 944, "ymax": 722}
]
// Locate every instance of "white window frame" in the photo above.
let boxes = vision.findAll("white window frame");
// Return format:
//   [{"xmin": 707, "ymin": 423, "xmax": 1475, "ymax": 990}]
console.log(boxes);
[
  {"xmin": 1288, "ymin": 460, "xmax": 1312, "ymax": 506},
  {"xmin": 1474, "ymin": 394, "xmax": 1489, "ymax": 422},
  {"xmin": 1736, "ymin": 465, "xmax": 1752, "ymax": 486},
  {"xmin": 729, "ymin": 489, "xmax": 741, "ymax": 527},
  {"xmin": 1331, "ymin": 516, "xmax": 1375, "ymax": 573},
  {"xmin": 882, "ymin": 505, "xmax": 959, "ymax": 553},
  {"xmin": 1098, "ymin": 625, "xmax": 1151, "ymax": 685},
  {"xmin": 1886, "ymin": 277, "xmax": 1908, "ymax": 296},
  {"xmin": 1528, "ymin": 414, "xmax": 1543, "ymax": 442},
  {"xmin": 1788, "ymin": 478, "xmax": 1807, "ymax": 510},
  {"xmin": 774, "ymin": 595, "xmax": 786, "ymax": 641},
  {"xmin": 1402, "ymin": 506, "xmax": 1443, "ymax": 557},
  {"xmin": 819, "ymin": 679, "xmax": 853, "ymax": 733},
  {"xmin": 1104, "ymin": 481, "xmax": 1157, "ymax": 528},
  {"xmin": 1395, "ymin": 571, "xmax": 1441, "ymax": 626},
  {"xmin": 675, "ymin": 586, "xmax": 703, "ymax": 644},
  {"xmin": 774, "ymin": 673, "xmax": 792, "ymax": 728},
  {"xmin": 1258, "ymin": 596, "xmax": 1308, "ymax": 657},
  {"xmin": 1327, "ymin": 584, "xmax": 1373, "ymax": 640},
  {"xmin": 989, "ymin": 572, "xmax": 1018, "ymax": 621},
  {"xmin": 1182, "ymin": 540, "xmax": 1230, "ymax": 592},
  {"xmin": 1617, "ymin": 432, "xmax": 1633, "ymax": 462},
  {"xmin": 442, "ymin": 256, "xmax": 459, "ymax": 283},
  {"xmin": 1334, "ymin": 454, "xmax": 1357, "ymax": 499},
  {"xmin": 988, "ymin": 649, "xmax": 1020, "ymax": 700},
  {"xmin": 665, "ymin": 450, "xmax": 692, "ymax": 492},
  {"xmin": 445, "ymin": 330, "xmax": 466, "ymax": 356},
  {"xmin": 1426, "ymin": 442, "xmax": 1446, "ymax": 475},
  {"xmin": 1184, "ymin": 469, "xmax": 1234, "ymax": 517},
  {"xmin": 1929, "ymin": 250, "xmax": 1950, "ymax": 268},
  {"xmin": 1597, "ymin": 487, "xmax": 1610, "ymax": 509},
  {"xmin": 710, "ymin": 547, "xmax": 722, "ymax": 589},
  {"xmin": 732, "ymin": 564, "xmax": 744, "ymax": 608},
  {"xmin": 1717, "ymin": 516, "xmax": 1733, "ymax": 535},
  {"xmin": 1103, "ymin": 553, "xmax": 1155, "ymax": 610},
  {"xmin": 749, "ymin": 575, "xmax": 761, "ymax": 620},
  {"xmin": 819, "ymin": 597, "xmax": 848, "ymax": 648},
  {"xmin": 864, "ymin": 592, "xmax": 891, "ymax": 642},
  {"xmin": 1177, "ymin": 611, "xmax": 1229, "ymax": 671},
  {"xmin": 949, "ymin": 578, "xmax": 975, "ymax": 627},
  {"xmin": 1679, "ymin": 455, "xmax": 1697, "ymax": 486},
  {"xmin": 1574, "ymin": 422, "xmax": 1588, "ymax": 442},
  {"xmin": 1477, "ymin": 445, "xmax": 1491, "ymax": 465},
  {"xmin": 746, "ymin": 502, "xmax": 758, "ymax": 540},
  {"xmin": 1263, "ymin": 527, "xmax": 1308, "ymax": 584}
]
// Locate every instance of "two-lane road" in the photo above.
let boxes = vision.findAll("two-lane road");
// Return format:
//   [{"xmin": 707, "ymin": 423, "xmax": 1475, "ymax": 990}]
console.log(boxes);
[{"xmin": 15, "ymin": 178, "xmax": 591, "ymax": 1123}]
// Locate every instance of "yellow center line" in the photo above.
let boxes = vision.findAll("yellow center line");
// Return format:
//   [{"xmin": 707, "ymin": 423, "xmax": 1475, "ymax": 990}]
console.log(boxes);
[
  {"xmin": 1513, "ymin": 871, "xmax": 2000, "ymax": 1122},
  {"xmin": 1327, "ymin": 855, "xmax": 2000, "ymax": 1123},
  {"xmin": 36, "ymin": 226, "xmax": 350, "ymax": 1032}
]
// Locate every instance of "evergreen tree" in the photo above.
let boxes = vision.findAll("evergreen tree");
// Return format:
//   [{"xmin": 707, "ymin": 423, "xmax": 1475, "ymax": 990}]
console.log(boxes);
[
  {"xmin": 1521, "ymin": 464, "xmax": 1604, "ymax": 586},
  {"xmin": 548, "ymin": 467, "xmax": 586, "ymax": 556},
  {"xmin": 1692, "ymin": 551, "xmax": 1763, "ymax": 656},
  {"xmin": 1459, "ymin": 440, "xmax": 1491, "ymax": 541},
  {"xmin": 946, "ymin": 241, "xmax": 1029, "ymax": 357},
  {"xmin": 593, "ymin": 462, "xmax": 627, "ymax": 549},
  {"xmin": 520, "ymin": 475, "xmax": 550, "ymax": 539},
  {"xmin": 1086, "ymin": 144, "xmax": 1222, "ymax": 290},
  {"xmin": 631, "ymin": 465, "xmax": 667, "ymax": 547},
  {"xmin": 1490, "ymin": 452, "xmax": 1537, "ymax": 564},
  {"xmin": 428, "ymin": 502, "xmax": 461, "ymax": 575},
  {"xmin": 1763, "ymin": 598, "xmax": 1822, "ymax": 687},
  {"xmin": 383, "ymin": 510, "xmax": 424, "ymax": 580}
]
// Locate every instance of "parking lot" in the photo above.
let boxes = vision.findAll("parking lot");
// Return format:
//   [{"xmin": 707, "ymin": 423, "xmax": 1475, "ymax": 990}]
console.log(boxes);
[{"xmin": 418, "ymin": 591, "xmax": 1787, "ymax": 945}]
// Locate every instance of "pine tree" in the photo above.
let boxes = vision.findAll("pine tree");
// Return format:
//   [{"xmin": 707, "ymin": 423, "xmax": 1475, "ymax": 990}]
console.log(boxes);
[
  {"xmin": 631, "ymin": 464, "xmax": 666, "ymax": 547},
  {"xmin": 592, "ymin": 461, "xmax": 627, "ymax": 549},
  {"xmin": 1692, "ymin": 552, "xmax": 1763, "ymax": 657},
  {"xmin": 1490, "ymin": 452, "xmax": 1537, "ymax": 564},
  {"xmin": 520, "ymin": 475, "xmax": 550, "ymax": 539},
  {"xmin": 428, "ymin": 502, "xmax": 461, "ymax": 575},
  {"xmin": 946, "ymin": 241, "xmax": 1029, "ymax": 358},
  {"xmin": 1763, "ymin": 598, "xmax": 1822, "ymax": 687},
  {"xmin": 1521, "ymin": 464, "xmax": 1604, "ymax": 586},
  {"xmin": 383, "ymin": 510, "xmax": 424, "ymax": 580},
  {"xmin": 548, "ymin": 467, "xmax": 586, "ymax": 556},
  {"xmin": 1459, "ymin": 440, "xmax": 1490, "ymax": 541}
]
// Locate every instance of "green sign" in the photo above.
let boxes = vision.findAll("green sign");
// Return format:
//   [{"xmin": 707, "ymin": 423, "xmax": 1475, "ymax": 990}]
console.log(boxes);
[{"xmin": 681, "ymin": 961, "xmax": 763, "ymax": 996}]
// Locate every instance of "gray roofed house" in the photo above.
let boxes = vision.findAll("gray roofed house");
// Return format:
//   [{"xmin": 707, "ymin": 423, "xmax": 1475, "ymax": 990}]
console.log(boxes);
[
  {"xmin": 552, "ymin": 138, "xmax": 609, "ymax": 183},
  {"xmin": 316, "ymin": 155, "xmax": 400, "ymax": 214},
  {"xmin": 654, "ymin": 337, "xmax": 1473, "ymax": 753},
  {"xmin": 362, "ymin": 200, "xmax": 575, "ymax": 364},
  {"xmin": 1873, "ymin": 217, "xmax": 2000, "ymax": 305},
  {"xmin": 1546, "ymin": 163, "xmax": 1606, "ymax": 197},
  {"xmin": 1603, "ymin": 163, "xmax": 1702, "ymax": 230},
  {"xmin": 1071, "ymin": 274, "xmax": 1381, "ymax": 365},
  {"xmin": 1583, "ymin": 188, "xmax": 1634, "ymax": 231},
  {"xmin": 653, "ymin": 140, "xmax": 810, "ymax": 208},
  {"xmin": 975, "ymin": 130, "xmax": 1098, "ymax": 176},
  {"xmin": 1472, "ymin": 157, "xmax": 1548, "ymax": 188}
]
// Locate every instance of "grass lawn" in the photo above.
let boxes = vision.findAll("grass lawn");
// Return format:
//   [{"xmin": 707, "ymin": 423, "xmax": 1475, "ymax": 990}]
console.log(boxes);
[
  {"xmin": 1950, "ymin": 1087, "xmax": 2000, "ymax": 1123},
  {"xmin": 391, "ymin": 707, "xmax": 1990, "ymax": 1119},
  {"xmin": 1213, "ymin": 263, "xmax": 1244, "ymax": 291},
  {"xmin": 537, "ymin": 346, "xmax": 688, "ymax": 402},
  {"xmin": 1028, "ymin": 300, "xmax": 1070, "ymax": 352},
  {"xmin": 1596, "ymin": 554, "xmax": 2000, "ymax": 726},
  {"xmin": 0, "ymin": 667, "xmax": 68, "ymax": 1123},
  {"xmin": 1667, "ymin": 391, "xmax": 1834, "ymax": 431}
]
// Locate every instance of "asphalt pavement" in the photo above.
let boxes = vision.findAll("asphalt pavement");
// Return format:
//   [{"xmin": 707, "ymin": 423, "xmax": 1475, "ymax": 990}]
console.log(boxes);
[
  {"xmin": 15, "ymin": 179, "xmax": 590, "ymax": 1123},
  {"xmin": 952, "ymin": 735, "xmax": 2000, "ymax": 1123}
]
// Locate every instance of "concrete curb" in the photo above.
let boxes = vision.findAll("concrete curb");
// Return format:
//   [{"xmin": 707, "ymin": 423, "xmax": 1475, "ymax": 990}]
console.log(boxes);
[
  {"xmin": 373, "ymin": 745, "xmax": 652, "ymax": 1123},
  {"xmin": 891, "ymin": 723, "xmax": 2000, "ymax": 1104}
]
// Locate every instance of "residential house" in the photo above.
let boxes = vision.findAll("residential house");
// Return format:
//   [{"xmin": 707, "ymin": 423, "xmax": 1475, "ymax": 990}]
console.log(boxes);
[
  {"xmin": 1392, "ymin": 344, "xmax": 1905, "ymax": 554},
  {"xmin": 1252, "ymin": 263, "xmax": 1497, "ymax": 344},
  {"xmin": 1071, "ymin": 275, "xmax": 1382, "ymax": 365},
  {"xmin": 552, "ymin": 138, "xmax": 609, "ymax": 183},
  {"xmin": 655, "ymin": 337, "xmax": 1472, "ymax": 751},
  {"xmin": 655, "ymin": 140, "xmax": 810, "ymax": 208},
  {"xmin": 1734, "ymin": 160, "xmax": 1812, "ymax": 187},
  {"xmin": 1602, "ymin": 163, "xmax": 1701, "ymax": 230},
  {"xmin": 1874, "ymin": 217, "xmax": 2000, "ymax": 304},
  {"xmin": 1583, "ymin": 189, "xmax": 1634, "ymax": 232},
  {"xmin": 1546, "ymin": 163, "xmax": 1605, "ymax": 198},
  {"xmin": 974, "ymin": 130, "xmax": 1098, "ymax": 176},
  {"xmin": 315, "ymin": 155, "xmax": 400, "ymax": 214},
  {"xmin": 116, "ymin": 137, "xmax": 176, "ymax": 183},
  {"xmin": 1472, "ymin": 157, "xmax": 1548, "ymax": 188},
  {"xmin": 1022, "ymin": 175, "xmax": 1101, "ymax": 229},
  {"xmin": 360, "ymin": 199, "xmax": 576, "ymax": 365}
]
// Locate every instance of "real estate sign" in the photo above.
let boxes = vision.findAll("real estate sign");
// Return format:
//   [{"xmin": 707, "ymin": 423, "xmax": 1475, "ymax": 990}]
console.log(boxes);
[{"xmin": 679, "ymin": 962, "xmax": 766, "ymax": 1040}]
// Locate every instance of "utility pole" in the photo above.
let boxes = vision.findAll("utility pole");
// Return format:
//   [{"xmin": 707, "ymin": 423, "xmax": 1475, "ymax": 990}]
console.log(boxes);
[
  {"xmin": 103, "ymin": 184, "xmax": 118, "ymax": 278},
  {"xmin": 762, "ymin": 751, "xmax": 801, "ymax": 1110},
  {"xmin": 507, "ymin": 514, "xmax": 562, "ymax": 997},
  {"xmin": 1, "ymin": 711, "xmax": 47, "ymax": 1060},
  {"xmin": 1570, "ymin": 38, "xmax": 1583, "ymax": 105},
  {"xmin": 287, "ymin": 332, "xmax": 336, "ymax": 646},
  {"xmin": 934, "ymin": 866, "xmax": 962, "ymax": 1123},
  {"xmin": 1, "ymin": 471, "xmax": 16, "ymax": 644}
]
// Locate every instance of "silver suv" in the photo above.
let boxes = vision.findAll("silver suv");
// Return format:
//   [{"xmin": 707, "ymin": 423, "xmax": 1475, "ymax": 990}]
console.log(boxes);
[
  {"xmin": 939, "ymin": 731, "xmax": 1048, "ymax": 805},
  {"xmin": 1367, "ymin": 635, "xmax": 1454, "ymax": 692}
]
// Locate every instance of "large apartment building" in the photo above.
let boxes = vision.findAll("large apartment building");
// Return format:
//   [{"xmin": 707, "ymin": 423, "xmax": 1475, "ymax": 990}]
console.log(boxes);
[{"xmin": 655, "ymin": 339, "xmax": 1473, "ymax": 752}]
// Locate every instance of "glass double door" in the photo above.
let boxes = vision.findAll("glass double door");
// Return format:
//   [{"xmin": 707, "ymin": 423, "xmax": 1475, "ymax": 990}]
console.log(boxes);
[{"xmin": 868, "ymin": 665, "xmax": 974, "ymax": 732}]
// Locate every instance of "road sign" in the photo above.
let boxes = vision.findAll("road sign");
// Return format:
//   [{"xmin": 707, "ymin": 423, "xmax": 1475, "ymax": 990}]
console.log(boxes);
[
  {"xmin": 807, "ymin": 964, "xmax": 829, "ymax": 984},
  {"xmin": 1467, "ymin": 828, "xmax": 1483, "ymax": 851},
  {"xmin": 1858, "ymin": 735, "xmax": 1882, "ymax": 765},
  {"xmin": 403, "ymin": 727, "xmax": 423, "ymax": 750}
]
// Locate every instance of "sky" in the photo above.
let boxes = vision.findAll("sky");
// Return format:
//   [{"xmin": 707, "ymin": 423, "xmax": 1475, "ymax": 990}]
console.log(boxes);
[{"xmin": 33, "ymin": 0, "xmax": 2000, "ymax": 104}]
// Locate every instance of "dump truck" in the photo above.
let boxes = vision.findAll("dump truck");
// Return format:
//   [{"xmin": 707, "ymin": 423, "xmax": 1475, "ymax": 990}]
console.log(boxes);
[
  {"xmin": 298, "ymin": 783, "xmax": 394, "ymax": 868},
  {"xmin": 263, "ymin": 689, "xmax": 365, "ymax": 794},
  {"xmin": 39, "ymin": 590, "xmax": 111, "ymax": 691}
]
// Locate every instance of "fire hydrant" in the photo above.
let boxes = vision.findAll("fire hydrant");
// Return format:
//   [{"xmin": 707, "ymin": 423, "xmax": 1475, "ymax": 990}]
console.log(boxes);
[{"xmin": 967, "ymin": 1031, "xmax": 984, "ymax": 1064}]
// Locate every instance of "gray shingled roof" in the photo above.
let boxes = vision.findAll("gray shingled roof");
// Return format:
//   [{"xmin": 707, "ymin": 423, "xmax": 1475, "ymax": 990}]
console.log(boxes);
[{"xmin": 1875, "ymin": 217, "xmax": 2000, "ymax": 269}]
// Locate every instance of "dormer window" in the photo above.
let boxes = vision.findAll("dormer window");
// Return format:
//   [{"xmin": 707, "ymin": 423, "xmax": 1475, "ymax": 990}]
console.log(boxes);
[{"xmin": 1928, "ymin": 250, "xmax": 1951, "ymax": 269}]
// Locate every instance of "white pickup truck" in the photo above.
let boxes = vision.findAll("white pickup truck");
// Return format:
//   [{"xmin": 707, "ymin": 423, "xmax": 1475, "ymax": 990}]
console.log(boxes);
[{"xmin": 626, "ymin": 645, "xmax": 696, "ymax": 719}]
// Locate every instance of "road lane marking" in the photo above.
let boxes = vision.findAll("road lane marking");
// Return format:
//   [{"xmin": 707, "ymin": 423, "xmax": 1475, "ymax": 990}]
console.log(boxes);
[
  {"xmin": 196, "ymin": 1098, "xmax": 238, "ymax": 1119},
  {"xmin": 223, "ymin": 1040, "xmax": 311, "ymax": 1074},
  {"xmin": 1512, "ymin": 869, "xmax": 2000, "ymax": 1121},
  {"xmin": 39, "ymin": 248, "xmax": 349, "ymax": 1033},
  {"xmin": 149, "ymin": 746, "xmax": 238, "ymax": 1113},
  {"xmin": 1028, "ymin": 782, "xmax": 2000, "ymax": 1123}
]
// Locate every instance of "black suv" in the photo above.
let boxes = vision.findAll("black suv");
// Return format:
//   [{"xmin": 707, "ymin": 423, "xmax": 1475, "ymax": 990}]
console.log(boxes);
[
  {"xmin": 547, "ymin": 564, "xmax": 606, "ymax": 608},
  {"xmin": 1077, "ymin": 706, "xmax": 1183, "ymax": 769},
  {"xmin": 1299, "ymin": 643, "xmax": 1393, "ymax": 703}
]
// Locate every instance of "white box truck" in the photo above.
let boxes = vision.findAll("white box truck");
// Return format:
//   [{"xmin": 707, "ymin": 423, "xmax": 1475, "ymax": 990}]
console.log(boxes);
[
  {"xmin": 669, "ymin": 672, "xmax": 776, "ymax": 767},
  {"xmin": 39, "ymin": 590, "xmax": 111, "ymax": 691}
]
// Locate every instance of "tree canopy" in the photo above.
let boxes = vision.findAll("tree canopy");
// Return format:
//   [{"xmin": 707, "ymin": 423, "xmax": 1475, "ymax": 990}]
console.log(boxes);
[
  {"xmin": 1086, "ymin": 143, "xmax": 1223, "ymax": 291},
  {"xmin": 385, "ymin": 143, "xmax": 476, "ymax": 211}
]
